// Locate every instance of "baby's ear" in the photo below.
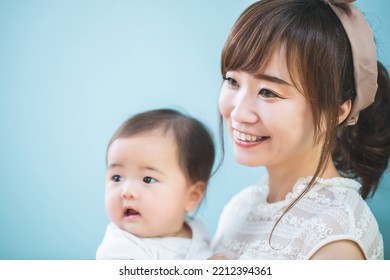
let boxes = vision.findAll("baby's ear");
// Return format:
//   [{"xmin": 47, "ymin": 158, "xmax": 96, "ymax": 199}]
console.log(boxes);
[{"xmin": 185, "ymin": 181, "xmax": 206, "ymax": 212}]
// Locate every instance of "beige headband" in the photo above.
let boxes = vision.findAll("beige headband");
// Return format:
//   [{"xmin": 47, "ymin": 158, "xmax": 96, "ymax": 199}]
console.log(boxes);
[{"xmin": 324, "ymin": 0, "xmax": 377, "ymax": 125}]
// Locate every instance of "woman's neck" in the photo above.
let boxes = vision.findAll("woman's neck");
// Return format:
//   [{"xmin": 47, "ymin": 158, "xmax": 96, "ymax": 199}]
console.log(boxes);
[{"xmin": 266, "ymin": 155, "xmax": 340, "ymax": 203}]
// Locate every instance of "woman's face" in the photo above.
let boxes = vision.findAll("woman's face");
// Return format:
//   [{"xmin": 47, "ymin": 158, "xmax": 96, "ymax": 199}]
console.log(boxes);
[{"xmin": 219, "ymin": 48, "xmax": 318, "ymax": 172}]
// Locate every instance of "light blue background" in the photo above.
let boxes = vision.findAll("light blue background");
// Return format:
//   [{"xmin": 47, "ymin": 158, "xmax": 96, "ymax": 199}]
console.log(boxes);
[{"xmin": 1, "ymin": 0, "xmax": 389, "ymax": 259}]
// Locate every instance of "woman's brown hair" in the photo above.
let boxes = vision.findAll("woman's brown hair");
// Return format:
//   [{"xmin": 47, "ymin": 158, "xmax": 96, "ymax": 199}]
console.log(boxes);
[{"xmin": 219, "ymin": 0, "xmax": 390, "ymax": 242}]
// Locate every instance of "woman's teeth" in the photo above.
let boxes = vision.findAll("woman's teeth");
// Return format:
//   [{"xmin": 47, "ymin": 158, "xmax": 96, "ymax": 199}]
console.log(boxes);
[{"xmin": 234, "ymin": 130, "xmax": 265, "ymax": 142}]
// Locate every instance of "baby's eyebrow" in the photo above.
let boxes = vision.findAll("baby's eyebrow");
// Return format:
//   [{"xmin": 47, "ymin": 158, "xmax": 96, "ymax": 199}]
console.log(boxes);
[
  {"xmin": 142, "ymin": 166, "xmax": 166, "ymax": 176},
  {"xmin": 107, "ymin": 163, "xmax": 123, "ymax": 170}
]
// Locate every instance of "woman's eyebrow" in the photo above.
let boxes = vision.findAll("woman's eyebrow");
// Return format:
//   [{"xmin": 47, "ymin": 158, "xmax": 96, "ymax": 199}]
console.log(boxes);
[{"xmin": 256, "ymin": 73, "xmax": 293, "ymax": 87}]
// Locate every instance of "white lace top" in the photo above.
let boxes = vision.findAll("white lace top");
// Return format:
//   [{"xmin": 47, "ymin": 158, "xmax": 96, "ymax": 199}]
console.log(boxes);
[{"xmin": 211, "ymin": 177, "xmax": 383, "ymax": 260}]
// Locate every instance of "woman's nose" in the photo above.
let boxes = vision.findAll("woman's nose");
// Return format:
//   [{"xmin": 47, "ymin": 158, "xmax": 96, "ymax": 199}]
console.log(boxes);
[
  {"xmin": 121, "ymin": 181, "xmax": 138, "ymax": 199},
  {"xmin": 231, "ymin": 89, "xmax": 259, "ymax": 124}
]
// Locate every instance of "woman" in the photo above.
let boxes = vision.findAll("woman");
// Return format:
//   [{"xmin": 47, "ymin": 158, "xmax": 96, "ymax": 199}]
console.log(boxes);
[{"xmin": 212, "ymin": 0, "xmax": 390, "ymax": 260}]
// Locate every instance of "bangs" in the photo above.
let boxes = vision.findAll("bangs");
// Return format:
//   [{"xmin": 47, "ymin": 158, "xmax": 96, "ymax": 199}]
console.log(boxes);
[
  {"xmin": 221, "ymin": 0, "xmax": 297, "ymax": 78},
  {"xmin": 220, "ymin": 1, "xmax": 332, "ymax": 87},
  {"xmin": 220, "ymin": 0, "xmax": 348, "ymax": 99},
  {"xmin": 221, "ymin": 0, "xmax": 350, "ymax": 141}
]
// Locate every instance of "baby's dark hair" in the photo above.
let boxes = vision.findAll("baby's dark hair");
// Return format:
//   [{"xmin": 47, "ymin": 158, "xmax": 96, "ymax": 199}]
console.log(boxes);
[{"xmin": 108, "ymin": 108, "xmax": 215, "ymax": 186}]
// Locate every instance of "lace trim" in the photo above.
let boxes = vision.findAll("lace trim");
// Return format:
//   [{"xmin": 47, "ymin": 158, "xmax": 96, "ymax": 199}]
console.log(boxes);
[
  {"xmin": 213, "ymin": 176, "xmax": 383, "ymax": 259},
  {"xmin": 253, "ymin": 176, "xmax": 361, "ymax": 217}
]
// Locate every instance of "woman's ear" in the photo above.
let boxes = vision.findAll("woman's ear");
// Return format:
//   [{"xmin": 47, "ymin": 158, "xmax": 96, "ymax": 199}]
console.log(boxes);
[
  {"xmin": 184, "ymin": 181, "xmax": 206, "ymax": 212},
  {"xmin": 339, "ymin": 99, "xmax": 352, "ymax": 124}
]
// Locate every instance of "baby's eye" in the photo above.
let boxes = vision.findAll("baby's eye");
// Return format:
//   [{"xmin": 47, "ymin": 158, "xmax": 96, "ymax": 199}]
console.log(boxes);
[
  {"xmin": 258, "ymin": 88, "xmax": 279, "ymax": 98},
  {"xmin": 223, "ymin": 77, "xmax": 239, "ymax": 88},
  {"xmin": 143, "ymin": 176, "xmax": 157, "ymax": 184},
  {"xmin": 112, "ymin": 175, "xmax": 122, "ymax": 182}
]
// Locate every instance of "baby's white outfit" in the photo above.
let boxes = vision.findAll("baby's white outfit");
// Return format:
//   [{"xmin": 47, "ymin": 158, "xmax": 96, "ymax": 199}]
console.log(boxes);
[
  {"xmin": 212, "ymin": 177, "xmax": 383, "ymax": 260},
  {"xmin": 96, "ymin": 218, "xmax": 212, "ymax": 259}
]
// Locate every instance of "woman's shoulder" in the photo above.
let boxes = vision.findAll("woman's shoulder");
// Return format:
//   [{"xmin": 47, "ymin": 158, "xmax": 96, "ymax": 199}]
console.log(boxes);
[
  {"xmin": 302, "ymin": 177, "xmax": 361, "ymax": 203},
  {"xmin": 297, "ymin": 177, "xmax": 384, "ymax": 259},
  {"xmin": 300, "ymin": 177, "xmax": 377, "ymax": 227}
]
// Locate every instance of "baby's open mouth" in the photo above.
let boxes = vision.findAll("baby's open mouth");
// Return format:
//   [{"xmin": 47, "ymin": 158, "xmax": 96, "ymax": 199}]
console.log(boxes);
[{"xmin": 124, "ymin": 208, "xmax": 140, "ymax": 217}]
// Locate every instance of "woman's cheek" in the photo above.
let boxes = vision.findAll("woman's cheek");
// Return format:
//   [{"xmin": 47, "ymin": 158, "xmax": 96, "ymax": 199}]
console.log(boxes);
[{"xmin": 219, "ymin": 90, "xmax": 233, "ymax": 119}]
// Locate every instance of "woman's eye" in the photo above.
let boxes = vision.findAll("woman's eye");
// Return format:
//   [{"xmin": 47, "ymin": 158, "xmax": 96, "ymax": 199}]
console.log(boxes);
[
  {"xmin": 143, "ymin": 176, "xmax": 157, "ymax": 184},
  {"xmin": 112, "ymin": 175, "xmax": 122, "ymax": 182},
  {"xmin": 258, "ymin": 88, "xmax": 279, "ymax": 98},
  {"xmin": 224, "ymin": 77, "xmax": 239, "ymax": 88}
]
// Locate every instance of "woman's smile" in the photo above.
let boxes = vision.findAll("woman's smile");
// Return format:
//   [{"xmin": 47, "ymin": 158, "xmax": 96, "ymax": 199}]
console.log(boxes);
[{"xmin": 233, "ymin": 129, "xmax": 270, "ymax": 147}]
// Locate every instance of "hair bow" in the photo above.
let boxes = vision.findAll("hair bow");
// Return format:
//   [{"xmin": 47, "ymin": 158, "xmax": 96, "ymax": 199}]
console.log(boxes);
[{"xmin": 323, "ymin": 0, "xmax": 377, "ymax": 125}]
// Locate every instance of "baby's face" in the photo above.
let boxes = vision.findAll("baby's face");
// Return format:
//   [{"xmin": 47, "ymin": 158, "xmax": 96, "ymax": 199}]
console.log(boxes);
[{"xmin": 105, "ymin": 131, "xmax": 193, "ymax": 238}]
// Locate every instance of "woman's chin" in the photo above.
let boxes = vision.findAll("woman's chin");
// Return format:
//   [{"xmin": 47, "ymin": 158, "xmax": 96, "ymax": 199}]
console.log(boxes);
[{"xmin": 234, "ymin": 152, "xmax": 264, "ymax": 167}]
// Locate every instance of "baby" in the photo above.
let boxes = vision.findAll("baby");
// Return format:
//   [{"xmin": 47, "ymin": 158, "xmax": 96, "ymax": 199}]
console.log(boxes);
[{"xmin": 96, "ymin": 108, "xmax": 215, "ymax": 259}]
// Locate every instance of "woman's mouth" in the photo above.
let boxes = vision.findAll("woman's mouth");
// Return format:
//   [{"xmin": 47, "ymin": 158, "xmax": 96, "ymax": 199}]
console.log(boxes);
[{"xmin": 233, "ymin": 130, "xmax": 270, "ymax": 142}]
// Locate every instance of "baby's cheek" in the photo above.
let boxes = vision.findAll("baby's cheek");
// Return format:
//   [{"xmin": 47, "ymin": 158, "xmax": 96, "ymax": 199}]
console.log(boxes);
[
  {"xmin": 104, "ymin": 193, "xmax": 120, "ymax": 220},
  {"xmin": 158, "ymin": 203, "xmax": 187, "ymax": 227}
]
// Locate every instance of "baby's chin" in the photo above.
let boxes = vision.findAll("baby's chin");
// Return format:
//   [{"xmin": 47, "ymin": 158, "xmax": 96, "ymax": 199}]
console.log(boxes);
[
  {"xmin": 117, "ymin": 224, "xmax": 167, "ymax": 238},
  {"xmin": 119, "ymin": 223, "xmax": 188, "ymax": 238}
]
